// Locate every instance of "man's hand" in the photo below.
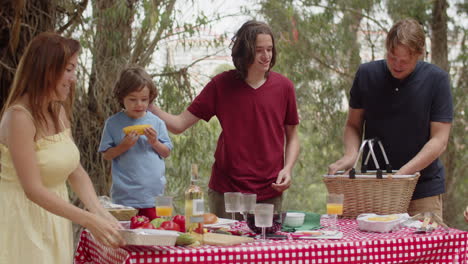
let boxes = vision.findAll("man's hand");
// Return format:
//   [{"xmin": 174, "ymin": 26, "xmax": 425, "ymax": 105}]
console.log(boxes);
[
  {"xmin": 271, "ymin": 168, "xmax": 291, "ymax": 192},
  {"xmin": 328, "ymin": 155, "xmax": 356, "ymax": 175}
]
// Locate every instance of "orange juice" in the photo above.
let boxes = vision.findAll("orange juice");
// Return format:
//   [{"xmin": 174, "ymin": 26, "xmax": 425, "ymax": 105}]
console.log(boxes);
[
  {"xmin": 327, "ymin": 203, "xmax": 343, "ymax": 215},
  {"xmin": 156, "ymin": 206, "xmax": 173, "ymax": 217}
]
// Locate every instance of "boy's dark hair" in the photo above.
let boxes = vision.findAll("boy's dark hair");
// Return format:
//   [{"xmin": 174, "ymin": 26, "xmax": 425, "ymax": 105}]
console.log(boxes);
[
  {"xmin": 114, "ymin": 66, "xmax": 158, "ymax": 108},
  {"xmin": 231, "ymin": 20, "xmax": 276, "ymax": 79}
]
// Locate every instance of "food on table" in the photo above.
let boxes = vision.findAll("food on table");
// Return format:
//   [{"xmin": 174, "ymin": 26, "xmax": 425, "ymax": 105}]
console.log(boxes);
[
  {"xmin": 130, "ymin": 215, "xmax": 150, "ymax": 229},
  {"xmin": 122, "ymin": 124, "xmax": 152, "ymax": 135},
  {"xmin": 366, "ymin": 215, "xmax": 399, "ymax": 222},
  {"xmin": 172, "ymin": 215, "xmax": 186, "ymax": 231},
  {"xmin": 357, "ymin": 213, "xmax": 406, "ymax": 233},
  {"xmin": 212, "ymin": 229, "xmax": 232, "ymax": 235},
  {"xmin": 135, "ymin": 222, "xmax": 154, "ymax": 229},
  {"xmin": 185, "ymin": 164, "xmax": 205, "ymax": 234},
  {"xmin": 150, "ymin": 218, "xmax": 166, "ymax": 228},
  {"xmin": 175, "ymin": 232, "xmax": 196, "ymax": 246},
  {"xmin": 160, "ymin": 220, "xmax": 182, "ymax": 232},
  {"xmin": 300, "ymin": 230, "xmax": 323, "ymax": 236},
  {"xmin": 203, "ymin": 213, "xmax": 218, "ymax": 224}
]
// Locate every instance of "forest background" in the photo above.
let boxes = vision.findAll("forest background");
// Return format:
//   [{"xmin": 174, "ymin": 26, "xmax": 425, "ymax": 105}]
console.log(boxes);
[{"xmin": 0, "ymin": 0, "xmax": 466, "ymax": 240}]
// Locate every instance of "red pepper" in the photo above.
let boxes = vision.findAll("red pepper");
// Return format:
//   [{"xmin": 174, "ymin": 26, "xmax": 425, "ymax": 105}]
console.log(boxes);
[
  {"xmin": 194, "ymin": 224, "xmax": 204, "ymax": 234},
  {"xmin": 160, "ymin": 221, "xmax": 181, "ymax": 232},
  {"xmin": 130, "ymin": 215, "xmax": 150, "ymax": 229},
  {"xmin": 172, "ymin": 215, "xmax": 185, "ymax": 231}
]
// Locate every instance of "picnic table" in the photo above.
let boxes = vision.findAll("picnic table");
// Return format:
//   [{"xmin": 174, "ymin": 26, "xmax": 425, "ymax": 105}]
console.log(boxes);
[{"xmin": 74, "ymin": 219, "xmax": 467, "ymax": 264}]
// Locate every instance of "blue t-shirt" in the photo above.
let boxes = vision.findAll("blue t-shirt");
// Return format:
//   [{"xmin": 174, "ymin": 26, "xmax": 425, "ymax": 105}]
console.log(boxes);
[
  {"xmin": 349, "ymin": 60, "xmax": 453, "ymax": 200},
  {"xmin": 98, "ymin": 111, "xmax": 173, "ymax": 208}
]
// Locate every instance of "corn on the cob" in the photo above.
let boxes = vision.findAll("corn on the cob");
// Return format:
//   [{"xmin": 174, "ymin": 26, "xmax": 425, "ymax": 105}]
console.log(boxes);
[{"xmin": 122, "ymin": 124, "xmax": 152, "ymax": 135}]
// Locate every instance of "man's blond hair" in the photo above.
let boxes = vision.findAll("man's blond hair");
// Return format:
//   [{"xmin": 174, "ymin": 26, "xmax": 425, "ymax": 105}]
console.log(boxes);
[{"xmin": 386, "ymin": 18, "xmax": 425, "ymax": 55}]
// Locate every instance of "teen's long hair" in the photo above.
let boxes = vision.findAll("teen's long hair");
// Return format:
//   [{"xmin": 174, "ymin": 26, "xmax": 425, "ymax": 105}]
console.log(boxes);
[
  {"xmin": 231, "ymin": 20, "xmax": 276, "ymax": 80},
  {"xmin": 1, "ymin": 32, "xmax": 80, "ymax": 136}
]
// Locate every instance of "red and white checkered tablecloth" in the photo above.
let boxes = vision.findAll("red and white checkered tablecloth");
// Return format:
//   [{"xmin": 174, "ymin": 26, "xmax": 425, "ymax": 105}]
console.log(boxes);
[{"xmin": 74, "ymin": 219, "xmax": 468, "ymax": 264}]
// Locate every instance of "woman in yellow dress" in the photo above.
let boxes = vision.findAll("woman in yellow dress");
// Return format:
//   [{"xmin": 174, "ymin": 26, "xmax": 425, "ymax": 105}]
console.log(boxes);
[{"xmin": 0, "ymin": 32, "xmax": 125, "ymax": 263}]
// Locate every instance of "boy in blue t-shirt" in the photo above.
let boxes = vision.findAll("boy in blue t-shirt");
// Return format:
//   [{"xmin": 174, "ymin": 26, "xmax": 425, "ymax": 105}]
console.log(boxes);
[{"xmin": 99, "ymin": 66, "xmax": 173, "ymax": 220}]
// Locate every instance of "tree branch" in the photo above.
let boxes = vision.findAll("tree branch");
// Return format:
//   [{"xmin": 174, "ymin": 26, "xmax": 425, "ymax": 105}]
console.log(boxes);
[
  {"xmin": 57, "ymin": 0, "xmax": 88, "ymax": 34},
  {"xmin": 150, "ymin": 48, "xmax": 227, "ymax": 77},
  {"xmin": 314, "ymin": 3, "xmax": 389, "ymax": 32}
]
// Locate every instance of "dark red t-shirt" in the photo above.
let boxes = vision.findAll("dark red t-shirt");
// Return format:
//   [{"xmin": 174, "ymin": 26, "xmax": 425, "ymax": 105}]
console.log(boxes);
[{"xmin": 188, "ymin": 70, "xmax": 299, "ymax": 200}]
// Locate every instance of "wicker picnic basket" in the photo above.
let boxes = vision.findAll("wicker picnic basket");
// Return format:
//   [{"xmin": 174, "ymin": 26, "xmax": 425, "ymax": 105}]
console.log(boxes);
[
  {"xmin": 323, "ymin": 138, "xmax": 420, "ymax": 218},
  {"xmin": 107, "ymin": 208, "xmax": 138, "ymax": 221}
]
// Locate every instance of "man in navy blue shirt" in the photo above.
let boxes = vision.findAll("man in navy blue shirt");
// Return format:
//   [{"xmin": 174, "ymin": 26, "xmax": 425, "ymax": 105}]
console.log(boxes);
[{"xmin": 328, "ymin": 18, "xmax": 453, "ymax": 218}]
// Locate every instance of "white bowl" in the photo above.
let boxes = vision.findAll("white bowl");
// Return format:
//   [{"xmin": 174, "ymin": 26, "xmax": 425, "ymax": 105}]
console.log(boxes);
[
  {"xmin": 284, "ymin": 212, "xmax": 305, "ymax": 227},
  {"xmin": 357, "ymin": 213, "xmax": 408, "ymax": 233}
]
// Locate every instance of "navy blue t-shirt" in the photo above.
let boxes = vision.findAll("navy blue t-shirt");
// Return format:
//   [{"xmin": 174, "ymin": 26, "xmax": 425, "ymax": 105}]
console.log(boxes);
[{"xmin": 349, "ymin": 60, "xmax": 453, "ymax": 200}]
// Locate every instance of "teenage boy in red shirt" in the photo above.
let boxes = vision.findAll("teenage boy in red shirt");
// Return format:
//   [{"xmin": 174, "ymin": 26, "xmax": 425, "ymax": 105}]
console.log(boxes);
[{"xmin": 150, "ymin": 20, "xmax": 300, "ymax": 218}]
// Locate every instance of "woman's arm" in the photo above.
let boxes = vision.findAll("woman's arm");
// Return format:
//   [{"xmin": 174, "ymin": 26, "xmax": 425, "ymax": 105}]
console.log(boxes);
[{"xmin": 6, "ymin": 109, "xmax": 124, "ymax": 248}]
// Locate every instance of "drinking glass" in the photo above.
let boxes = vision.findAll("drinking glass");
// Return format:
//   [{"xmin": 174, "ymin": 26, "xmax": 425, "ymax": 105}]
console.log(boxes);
[
  {"xmin": 254, "ymin": 203, "xmax": 274, "ymax": 242},
  {"xmin": 155, "ymin": 196, "xmax": 173, "ymax": 220},
  {"xmin": 240, "ymin": 193, "xmax": 257, "ymax": 221},
  {"xmin": 326, "ymin": 193, "xmax": 344, "ymax": 234},
  {"xmin": 224, "ymin": 192, "xmax": 242, "ymax": 220}
]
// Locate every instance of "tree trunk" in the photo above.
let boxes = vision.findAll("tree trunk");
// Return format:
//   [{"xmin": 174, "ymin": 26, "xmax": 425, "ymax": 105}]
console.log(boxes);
[
  {"xmin": 0, "ymin": 0, "xmax": 56, "ymax": 109},
  {"xmin": 72, "ymin": 0, "xmax": 135, "ymax": 196},
  {"xmin": 430, "ymin": 0, "xmax": 448, "ymax": 71},
  {"xmin": 429, "ymin": 0, "xmax": 458, "ymax": 225}
]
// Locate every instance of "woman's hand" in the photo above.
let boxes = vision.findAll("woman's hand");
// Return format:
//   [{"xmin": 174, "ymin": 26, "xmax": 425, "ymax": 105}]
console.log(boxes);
[
  {"xmin": 84, "ymin": 213, "xmax": 126, "ymax": 248},
  {"xmin": 96, "ymin": 208, "xmax": 123, "ymax": 229}
]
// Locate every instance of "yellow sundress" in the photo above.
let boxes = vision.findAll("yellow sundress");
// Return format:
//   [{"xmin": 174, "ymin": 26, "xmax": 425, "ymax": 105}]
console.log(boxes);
[{"xmin": 0, "ymin": 106, "xmax": 80, "ymax": 264}]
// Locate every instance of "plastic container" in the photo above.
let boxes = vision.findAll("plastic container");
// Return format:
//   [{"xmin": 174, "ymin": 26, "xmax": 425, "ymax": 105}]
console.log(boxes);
[
  {"xmin": 118, "ymin": 229, "xmax": 179, "ymax": 246},
  {"xmin": 357, "ymin": 213, "xmax": 409, "ymax": 233}
]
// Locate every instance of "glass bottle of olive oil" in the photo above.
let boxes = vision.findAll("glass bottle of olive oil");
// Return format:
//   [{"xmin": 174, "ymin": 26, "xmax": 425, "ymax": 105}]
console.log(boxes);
[{"xmin": 185, "ymin": 164, "xmax": 204, "ymax": 234}]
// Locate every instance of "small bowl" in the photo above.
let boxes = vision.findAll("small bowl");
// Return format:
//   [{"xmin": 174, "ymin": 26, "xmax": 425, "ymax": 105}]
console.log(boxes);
[
  {"xmin": 246, "ymin": 212, "xmax": 286, "ymax": 234},
  {"xmin": 284, "ymin": 212, "xmax": 305, "ymax": 227}
]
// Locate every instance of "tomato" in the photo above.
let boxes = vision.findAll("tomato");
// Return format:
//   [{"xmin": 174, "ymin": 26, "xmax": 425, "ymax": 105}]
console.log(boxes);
[
  {"xmin": 194, "ymin": 225, "xmax": 204, "ymax": 234},
  {"xmin": 160, "ymin": 221, "xmax": 181, "ymax": 232},
  {"xmin": 172, "ymin": 215, "xmax": 185, "ymax": 231}
]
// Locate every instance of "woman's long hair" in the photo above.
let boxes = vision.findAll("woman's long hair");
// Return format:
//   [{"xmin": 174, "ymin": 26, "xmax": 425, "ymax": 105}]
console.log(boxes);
[{"xmin": 1, "ymin": 32, "xmax": 80, "ymax": 136}]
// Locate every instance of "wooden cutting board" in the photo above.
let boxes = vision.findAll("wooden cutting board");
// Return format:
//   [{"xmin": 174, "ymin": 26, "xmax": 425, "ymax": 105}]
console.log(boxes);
[{"xmin": 202, "ymin": 233, "xmax": 254, "ymax": 246}]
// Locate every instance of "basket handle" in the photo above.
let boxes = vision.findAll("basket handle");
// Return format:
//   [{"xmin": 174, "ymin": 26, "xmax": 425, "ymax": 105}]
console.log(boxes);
[{"xmin": 349, "ymin": 138, "xmax": 392, "ymax": 179}]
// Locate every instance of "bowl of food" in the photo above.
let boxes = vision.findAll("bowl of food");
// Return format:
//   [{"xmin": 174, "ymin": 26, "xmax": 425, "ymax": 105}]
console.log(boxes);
[
  {"xmin": 284, "ymin": 212, "xmax": 305, "ymax": 227},
  {"xmin": 246, "ymin": 212, "xmax": 286, "ymax": 234}
]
